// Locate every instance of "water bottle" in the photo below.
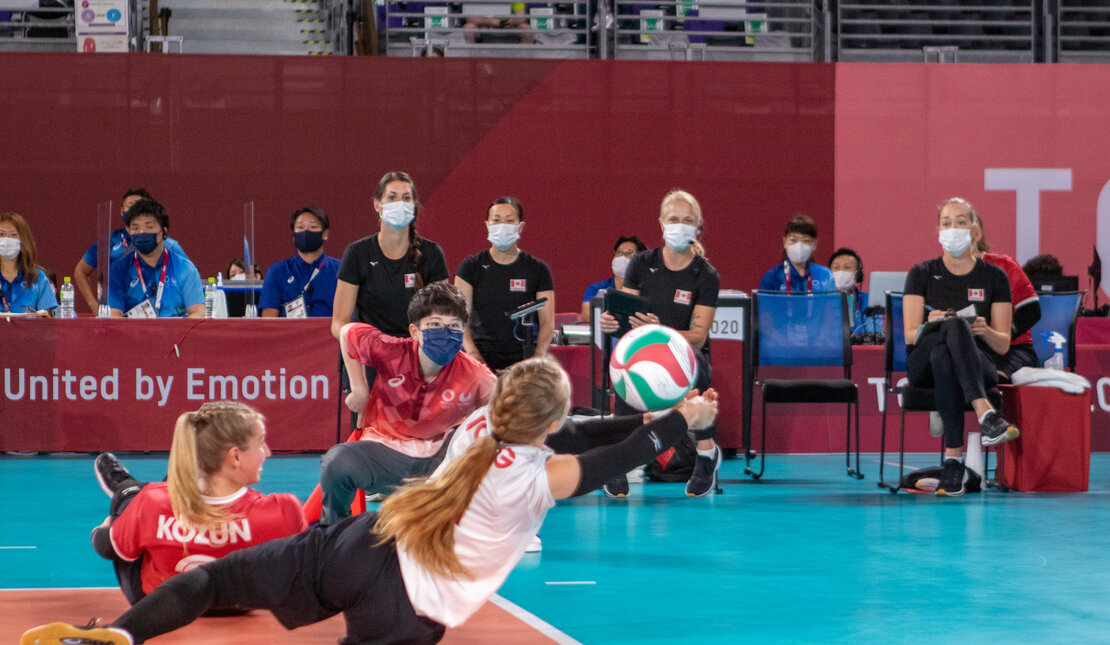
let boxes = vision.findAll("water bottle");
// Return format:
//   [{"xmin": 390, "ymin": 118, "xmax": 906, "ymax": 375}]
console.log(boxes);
[
  {"xmin": 212, "ymin": 273, "xmax": 229, "ymax": 319},
  {"xmin": 59, "ymin": 277, "xmax": 76, "ymax": 318},
  {"xmin": 204, "ymin": 278, "xmax": 217, "ymax": 318},
  {"xmin": 1044, "ymin": 331, "xmax": 1066, "ymax": 371}
]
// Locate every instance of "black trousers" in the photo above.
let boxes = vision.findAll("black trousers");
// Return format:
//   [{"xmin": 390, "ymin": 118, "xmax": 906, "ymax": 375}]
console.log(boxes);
[
  {"xmin": 906, "ymin": 318, "xmax": 998, "ymax": 449},
  {"xmin": 113, "ymin": 513, "xmax": 444, "ymax": 645}
]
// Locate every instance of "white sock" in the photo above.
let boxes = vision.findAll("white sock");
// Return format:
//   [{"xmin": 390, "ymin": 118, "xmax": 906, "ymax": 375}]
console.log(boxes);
[
  {"xmin": 697, "ymin": 445, "xmax": 718, "ymax": 458},
  {"xmin": 965, "ymin": 435, "xmax": 983, "ymax": 476},
  {"xmin": 978, "ymin": 410, "xmax": 993, "ymax": 424}
]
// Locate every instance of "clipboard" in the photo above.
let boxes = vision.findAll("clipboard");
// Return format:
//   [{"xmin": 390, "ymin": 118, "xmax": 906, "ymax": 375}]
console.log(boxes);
[{"xmin": 604, "ymin": 289, "xmax": 649, "ymax": 338}]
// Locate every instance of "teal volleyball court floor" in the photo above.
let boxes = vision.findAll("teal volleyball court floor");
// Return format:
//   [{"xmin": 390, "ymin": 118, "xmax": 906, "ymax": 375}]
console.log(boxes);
[{"xmin": 3, "ymin": 453, "xmax": 1110, "ymax": 644}]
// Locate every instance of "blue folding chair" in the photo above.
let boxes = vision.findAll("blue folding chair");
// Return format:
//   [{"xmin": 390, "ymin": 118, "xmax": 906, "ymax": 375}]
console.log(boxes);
[
  {"xmin": 877, "ymin": 292, "xmax": 1004, "ymax": 493},
  {"xmin": 745, "ymin": 290, "xmax": 861, "ymax": 480},
  {"xmin": 1030, "ymin": 291, "xmax": 1084, "ymax": 370}
]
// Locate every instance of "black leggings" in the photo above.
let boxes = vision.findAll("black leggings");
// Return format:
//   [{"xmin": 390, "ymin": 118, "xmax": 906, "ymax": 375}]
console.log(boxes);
[
  {"xmin": 906, "ymin": 318, "xmax": 998, "ymax": 449},
  {"xmin": 112, "ymin": 513, "xmax": 444, "ymax": 645}
]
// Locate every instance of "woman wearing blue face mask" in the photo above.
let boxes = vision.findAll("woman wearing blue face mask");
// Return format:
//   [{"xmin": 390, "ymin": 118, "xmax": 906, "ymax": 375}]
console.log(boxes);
[
  {"xmin": 902, "ymin": 197, "xmax": 1019, "ymax": 497},
  {"xmin": 598, "ymin": 189, "xmax": 722, "ymax": 498},
  {"xmin": 581, "ymin": 235, "xmax": 648, "ymax": 323},
  {"xmin": 331, "ymin": 171, "xmax": 449, "ymax": 340},
  {"xmin": 758, "ymin": 214, "xmax": 834, "ymax": 293},
  {"xmin": 260, "ymin": 206, "xmax": 341, "ymax": 318},
  {"xmin": 107, "ymin": 199, "xmax": 204, "ymax": 319},
  {"xmin": 454, "ymin": 196, "xmax": 555, "ymax": 371}
]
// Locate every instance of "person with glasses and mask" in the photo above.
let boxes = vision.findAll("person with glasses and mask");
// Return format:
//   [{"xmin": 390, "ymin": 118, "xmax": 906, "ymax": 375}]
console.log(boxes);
[
  {"xmin": 316, "ymin": 282, "xmax": 496, "ymax": 524},
  {"xmin": 902, "ymin": 197, "xmax": 1020, "ymax": 497},
  {"xmin": 260, "ymin": 206, "xmax": 341, "ymax": 318},
  {"xmin": 581, "ymin": 235, "xmax": 647, "ymax": 323},
  {"xmin": 107, "ymin": 199, "xmax": 204, "ymax": 319},
  {"xmin": 455, "ymin": 197, "xmax": 555, "ymax": 371},
  {"xmin": 758, "ymin": 213, "xmax": 834, "ymax": 294}
]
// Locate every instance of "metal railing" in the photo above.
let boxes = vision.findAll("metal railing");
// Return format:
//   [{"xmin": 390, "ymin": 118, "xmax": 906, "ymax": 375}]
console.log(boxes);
[
  {"xmin": 381, "ymin": 1, "xmax": 593, "ymax": 58},
  {"xmin": 611, "ymin": 0, "xmax": 817, "ymax": 61},
  {"xmin": 0, "ymin": 4, "xmax": 75, "ymax": 51},
  {"xmin": 837, "ymin": 1, "xmax": 1036, "ymax": 63},
  {"xmin": 1058, "ymin": 1, "xmax": 1110, "ymax": 64}
]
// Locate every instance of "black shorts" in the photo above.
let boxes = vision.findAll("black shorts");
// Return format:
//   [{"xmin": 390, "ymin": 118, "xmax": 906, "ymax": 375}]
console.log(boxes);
[{"xmin": 204, "ymin": 513, "xmax": 445, "ymax": 645}]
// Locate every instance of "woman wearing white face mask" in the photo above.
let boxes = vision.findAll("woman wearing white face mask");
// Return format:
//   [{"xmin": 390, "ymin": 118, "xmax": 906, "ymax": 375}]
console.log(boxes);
[
  {"xmin": 598, "ymin": 189, "xmax": 722, "ymax": 498},
  {"xmin": 0, "ymin": 211, "xmax": 58, "ymax": 316},
  {"xmin": 332, "ymin": 171, "xmax": 449, "ymax": 340},
  {"xmin": 758, "ymin": 213, "xmax": 834, "ymax": 293},
  {"xmin": 902, "ymin": 197, "xmax": 1020, "ymax": 497},
  {"xmin": 828, "ymin": 247, "xmax": 869, "ymax": 334},
  {"xmin": 581, "ymin": 235, "xmax": 647, "ymax": 323},
  {"xmin": 455, "ymin": 196, "xmax": 555, "ymax": 371}
]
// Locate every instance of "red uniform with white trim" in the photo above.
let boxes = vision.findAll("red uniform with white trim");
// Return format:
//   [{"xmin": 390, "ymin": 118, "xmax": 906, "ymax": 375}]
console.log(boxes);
[
  {"xmin": 109, "ymin": 483, "xmax": 306, "ymax": 595},
  {"xmin": 983, "ymin": 252, "xmax": 1038, "ymax": 346},
  {"xmin": 397, "ymin": 406, "xmax": 555, "ymax": 627},
  {"xmin": 345, "ymin": 323, "xmax": 496, "ymax": 457}
]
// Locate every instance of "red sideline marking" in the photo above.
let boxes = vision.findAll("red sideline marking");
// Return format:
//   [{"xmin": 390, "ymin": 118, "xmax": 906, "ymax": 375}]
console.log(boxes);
[{"xmin": 0, "ymin": 588, "xmax": 568, "ymax": 644}]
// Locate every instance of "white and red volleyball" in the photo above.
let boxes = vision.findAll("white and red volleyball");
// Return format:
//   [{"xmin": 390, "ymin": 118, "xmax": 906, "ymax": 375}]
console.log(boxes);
[{"xmin": 610, "ymin": 324, "xmax": 698, "ymax": 411}]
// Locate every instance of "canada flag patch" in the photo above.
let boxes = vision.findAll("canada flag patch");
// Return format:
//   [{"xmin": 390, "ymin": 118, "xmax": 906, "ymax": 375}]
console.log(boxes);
[
  {"xmin": 674, "ymin": 289, "xmax": 692, "ymax": 305},
  {"xmin": 510, "ymin": 279, "xmax": 526, "ymax": 292},
  {"xmin": 404, "ymin": 273, "xmax": 416, "ymax": 288},
  {"xmin": 967, "ymin": 288, "xmax": 984, "ymax": 302}
]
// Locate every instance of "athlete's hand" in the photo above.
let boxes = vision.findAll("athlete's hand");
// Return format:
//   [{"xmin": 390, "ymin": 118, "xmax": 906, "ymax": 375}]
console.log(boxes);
[
  {"xmin": 345, "ymin": 389, "xmax": 369, "ymax": 427},
  {"xmin": 970, "ymin": 316, "xmax": 990, "ymax": 336},
  {"xmin": 629, "ymin": 312, "xmax": 660, "ymax": 329},
  {"xmin": 676, "ymin": 394, "xmax": 718, "ymax": 430},
  {"xmin": 927, "ymin": 309, "xmax": 947, "ymax": 321}
]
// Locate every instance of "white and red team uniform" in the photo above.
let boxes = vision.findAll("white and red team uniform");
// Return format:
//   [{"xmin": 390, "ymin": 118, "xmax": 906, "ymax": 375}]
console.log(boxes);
[
  {"xmin": 397, "ymin": 406, "xmax": 556, "ymax": 627},
  {"xmin": 110, "ymin": 483, "xmax": 306, "ymax": 595},
  {"xmin": 982, "ymin": 252, "xmax": 1039, "ymax": 347},
  {"xmin": 345, "ymin": 323, "xmax": 496, "ymax": 456}
]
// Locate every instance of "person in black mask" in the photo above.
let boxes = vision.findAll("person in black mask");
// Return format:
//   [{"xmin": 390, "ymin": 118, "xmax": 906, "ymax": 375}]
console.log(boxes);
[
  {"xmin": 260, "ymin": 206, "xmax": 341, "ymax": 318},
  {"xmin": 107, "ymin": 199, "xmax": 204, "ymax": 319}
]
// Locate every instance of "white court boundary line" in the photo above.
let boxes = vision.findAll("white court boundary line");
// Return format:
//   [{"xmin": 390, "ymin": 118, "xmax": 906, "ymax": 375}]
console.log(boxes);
[
  {"xmin": 490, "ymin": 594, "xmax": 582, "ymax": 645},
  {"xmin": 0, "ymin": 546, "xmax": 36, "ymax": 550},
  {"xmin": 0, "ymin": 587, "xmax": 119, "ymax": 592}
]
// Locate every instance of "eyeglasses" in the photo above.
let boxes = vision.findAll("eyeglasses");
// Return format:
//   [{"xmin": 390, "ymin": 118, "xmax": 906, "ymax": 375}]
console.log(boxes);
[
  {"xmin": 421, "ymin": 322, "xmax": 465, "ymax": 332},
  {"xmin": 614, "ymin": 250, "xmax": 636, "ymax": 258}
]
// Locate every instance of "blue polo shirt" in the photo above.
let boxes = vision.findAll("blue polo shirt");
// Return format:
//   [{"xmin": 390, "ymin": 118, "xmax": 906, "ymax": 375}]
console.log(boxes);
[
  {"xmin": 0, "ymin": 268, "xmax": 58, "ymax": 313},
  {"xmin": 259, "ymin": 253, "xmax": 341, "ymax": 317},
  {"xmin": 758, "ymin": 261, "xmax": 834, "ymax": 293},
  {"xmin": 583, "ymin": 276, "xmax": 615, "ymax": 303},
  {"xmin": 81, "ymin": 229, "xmax": 183, "ymax": 269},
  {"xmin": 108, "ymin": 249, "xmax": 204, "ymax": 317}
]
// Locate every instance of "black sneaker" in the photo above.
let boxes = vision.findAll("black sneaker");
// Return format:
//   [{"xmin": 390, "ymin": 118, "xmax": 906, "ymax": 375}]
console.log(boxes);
[
  {"xmin": 94, "ymin": 453, "xmax": 136, "ymax": 498},
  {"xmin": 21, "ymin": 620, "xmax": 133, "ymax": 644},
  {"xmin": 980, "ymin": 411, "xmax": 1020, "ymax": 446},
  {"xmin": 602, "ymin": 475, "xmax": 629, "ymax": 498},
  {"xmin": 935, "ymin": 458, "xmax": 967, "ymax": 497},
  {"xmin": 685, "ymin": 447, "xmax": 722, "ymax": 498}
]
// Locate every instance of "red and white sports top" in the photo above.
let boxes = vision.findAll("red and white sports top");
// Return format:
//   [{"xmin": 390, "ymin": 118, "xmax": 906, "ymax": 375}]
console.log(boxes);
[
  {"xmin": 983, "ymin": 252, "xmax": 1039, "ymax": 346},
  {"xmin": 110, "ymin": 483, "xmax": 307, "ymax": 595},
  {"xmin": 397, "ymin": 407, "xmax": 556, "ymax": 627},
  {"xmin": 345, "ymin": 323, "xmax": 496, "ymax": 457}
]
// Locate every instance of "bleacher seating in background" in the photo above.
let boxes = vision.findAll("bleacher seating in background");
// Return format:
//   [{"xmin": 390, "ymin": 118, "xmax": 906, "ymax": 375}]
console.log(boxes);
[{"xmin": 3, "ymin": 0, "xmax": 1110, "ymax": 63}]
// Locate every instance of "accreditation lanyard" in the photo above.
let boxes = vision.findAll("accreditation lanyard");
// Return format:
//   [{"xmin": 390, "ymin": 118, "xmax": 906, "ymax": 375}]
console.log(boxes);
[
  {"xmin": 302, "ymin": 257, "xmax": 326, "ymax": 297},
  {"xmin": 135, "ymin": 250, "xmax": 169, "ymax": 313},
  {"xmin": 783, "ymin": 261, "xmax": 812, "ymax": 293}
]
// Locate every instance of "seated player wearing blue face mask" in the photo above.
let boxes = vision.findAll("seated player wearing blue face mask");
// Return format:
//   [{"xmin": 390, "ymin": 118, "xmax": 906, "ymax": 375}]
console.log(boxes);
[
  {"xmin": 73, "ymin": 188, "xmax": 184, "ymax": 315},
  {"xmin": 314, "ymin": 282, "xmax": 497, "ymax": 525},
  {"xmin": 260, "ymin": 206, "xmax": 341, "ymax": 319},
  {"xmin": 108, "ymin": 199, "xmax": 205, "ymax": 319},
  {"xmin": 758, "ymin": 213, "xmax": 834, "ymax": 293}
]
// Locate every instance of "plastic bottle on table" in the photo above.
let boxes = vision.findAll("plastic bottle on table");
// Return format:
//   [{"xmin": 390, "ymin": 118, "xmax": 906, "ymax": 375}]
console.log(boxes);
[
  {"xmin": 59, "ymin": 277, "xmax": 76, "ymax": 318},
  {"xmin": 204, "ymin": 278, "xmax": 217, "ymax": 318}
]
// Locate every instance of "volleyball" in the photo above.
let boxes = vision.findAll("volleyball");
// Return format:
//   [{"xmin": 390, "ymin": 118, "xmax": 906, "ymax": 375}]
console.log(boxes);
[{"xmin": 610, "ymin": 324, "xmax": 698, "ymax": 411}]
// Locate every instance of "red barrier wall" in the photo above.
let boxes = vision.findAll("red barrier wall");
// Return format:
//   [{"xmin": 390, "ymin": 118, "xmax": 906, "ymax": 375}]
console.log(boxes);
[{"xmin": 0, "ymin": 54, "xmax": 835, "ymax": 312}]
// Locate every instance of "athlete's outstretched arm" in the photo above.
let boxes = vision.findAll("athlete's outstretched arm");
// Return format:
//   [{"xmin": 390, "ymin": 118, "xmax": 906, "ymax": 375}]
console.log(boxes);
[{"xmin": 546, "ymin": 391, "xmax": 718, "ymax": 500}]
